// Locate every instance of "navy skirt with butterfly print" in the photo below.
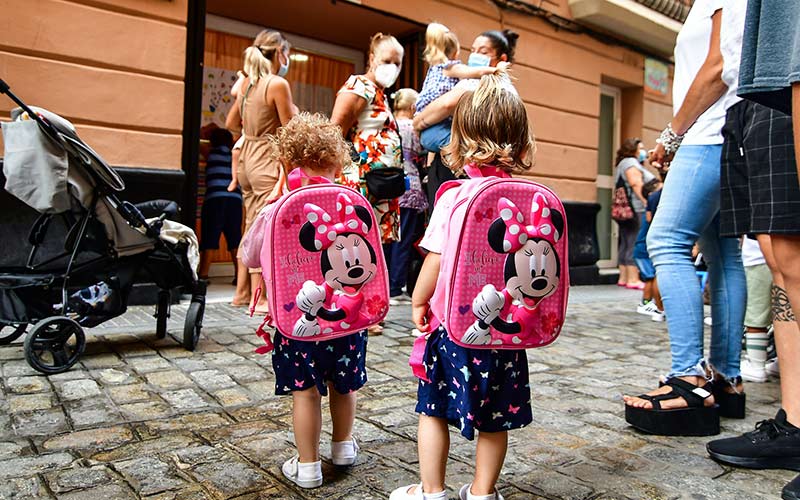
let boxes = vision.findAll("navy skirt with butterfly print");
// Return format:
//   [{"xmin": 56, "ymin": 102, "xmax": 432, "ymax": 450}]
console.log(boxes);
[
  {"xmin": 415, "ymin": 326, "xmax": 533, "ymax": 440},
  {"xmin": 272, "ymin": 330, "xmax": 368, "ymax": 396}
]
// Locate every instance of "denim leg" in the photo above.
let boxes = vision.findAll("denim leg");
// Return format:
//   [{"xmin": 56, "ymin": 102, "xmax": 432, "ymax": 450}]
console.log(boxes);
[
  {"xmin": 700, "ymin": 214, "xmax": 746, "ymax": 379},
  {"xmin": 389, "ymin": 208, "xmax": 420, "ymax": 296},
  {"xmin": 647, "ymin": 145, "xmax": 724, "ymax": 378}
]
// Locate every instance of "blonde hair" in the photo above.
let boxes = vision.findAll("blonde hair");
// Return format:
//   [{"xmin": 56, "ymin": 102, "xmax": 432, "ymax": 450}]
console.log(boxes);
[
  {"xmin": 424, "ymin": 23, "xmax": 459, "ymax": 66},
  {"xmin": 442, "ymin": 72, "xmax": 535, "ymax": 176},
  {"xmin": 243, "ymin": 30, "xmax": 289, "ymax": 82},
  {"xmin": 369, "ymin": 32, "xmax": 404, "ymax": 60},
  {"xmin": 269, "ymin": 112, "xmax": 351, "ymax": 175},
  {"xmin": 392, "ymin": 88, "xmax": 419, "ymax": 113}
]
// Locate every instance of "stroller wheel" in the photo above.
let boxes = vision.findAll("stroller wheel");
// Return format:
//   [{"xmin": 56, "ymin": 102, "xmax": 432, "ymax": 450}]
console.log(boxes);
[
  {"xmin": 0, "ymin": 323, "xmax": 27, "ymax": 345},
  {"xmin": 183, "ymin": 301, "xmax": 204, "ymax": 351},
  {"xmin": 24, "ymin": 317, "xmax": 86, "ymax": 374},
  {"xmin": 155, "ymin": 290, "xmax": 171, "ymax": 339}
]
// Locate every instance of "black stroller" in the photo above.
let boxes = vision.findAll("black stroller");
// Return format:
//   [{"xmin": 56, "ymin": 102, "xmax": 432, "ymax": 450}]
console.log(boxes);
[{"xmin": 0, "ymin": 79, "xmax": 206, "ymax": 374}]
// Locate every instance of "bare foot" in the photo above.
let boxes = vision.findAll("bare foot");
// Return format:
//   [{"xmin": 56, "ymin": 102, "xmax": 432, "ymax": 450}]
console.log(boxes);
[{"xmin": 623, "ymin": 376, "xmax": 714, "ymax": 410}]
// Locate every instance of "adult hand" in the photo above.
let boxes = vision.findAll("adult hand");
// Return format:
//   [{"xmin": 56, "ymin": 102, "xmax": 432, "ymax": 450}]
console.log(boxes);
[
  {"xmin": 227, "ymin": 179, "xmax": 238, "ymax": 192},
  {"xmin": 648, "ymin": 143, "xmax": 673, "ymax": 171}
]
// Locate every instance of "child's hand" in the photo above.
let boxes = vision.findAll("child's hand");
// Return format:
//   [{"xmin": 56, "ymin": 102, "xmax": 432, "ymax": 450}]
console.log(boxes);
[
  {"xmin": 494, "ymin": 61, "xmax": 511, "ymax": 73},
  {"xmin": 412, "ymin": 302, "xmax": 431, "ymax": 332}
]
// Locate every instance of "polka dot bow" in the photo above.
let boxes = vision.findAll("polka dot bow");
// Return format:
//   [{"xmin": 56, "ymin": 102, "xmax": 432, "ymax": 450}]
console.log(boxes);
[
  {"xmin": 304, "ymin": 193, "xmax": 370, "ymax": 251},
  {"xmin": 498, "ymin": 193, "xmax": 560, "ymax": 252}
]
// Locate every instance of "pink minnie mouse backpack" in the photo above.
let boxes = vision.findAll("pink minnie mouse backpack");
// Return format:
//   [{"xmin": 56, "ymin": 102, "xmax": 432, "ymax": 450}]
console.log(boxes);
[
  {"xmin": 257, "ymin": 171, "xmax": 390, "ymax": 343},
  {"xmin": 429, "ymin": 167, "xmax": 569, "ymax": 349}
]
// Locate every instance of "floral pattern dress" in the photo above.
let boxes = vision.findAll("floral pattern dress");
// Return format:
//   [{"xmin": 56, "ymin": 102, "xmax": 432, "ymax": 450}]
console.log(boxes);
[{"xmin": 337, "ymin": 75, "xmax": 402, "ymax": 243}]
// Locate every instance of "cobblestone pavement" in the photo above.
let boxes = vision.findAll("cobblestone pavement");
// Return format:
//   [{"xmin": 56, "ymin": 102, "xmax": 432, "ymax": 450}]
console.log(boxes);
[{"xmin": 0, "ymin": 286, "xmax": 792, "ymax": 499}]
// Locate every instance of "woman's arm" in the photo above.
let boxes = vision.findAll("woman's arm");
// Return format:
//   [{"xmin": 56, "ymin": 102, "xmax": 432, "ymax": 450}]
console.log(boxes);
[
  {"xmin": 225, "ymin": 96, "xmax": 243, "ymax": 133},
  {"xmin": 268, "ymin": 78, "xmax": 297, "ymax": 127},
  {"xmin": 624, "ymin": 167, "xmax": 646, "ymax": 205},
  {"xmin": 794, "ymin": 82, "xmax": 800, "ymax": 183},
  {"xmin": 413, "ymin": 86, "xmax": 467, "ymax": 132},
  {"xmin": 330, "ymin": 93, "xmax": 367, "ymax": 137},
  {"xmin": 651, "ymin": 9, "xmax": 727, "ymax": 164},
  {"xmin": 411, "ymin": 252, "xmax": 441, "ymax": 332}
]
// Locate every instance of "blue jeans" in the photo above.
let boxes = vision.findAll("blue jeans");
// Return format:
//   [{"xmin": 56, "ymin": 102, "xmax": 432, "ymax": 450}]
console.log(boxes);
[
  {"xmin": 646, "ymin": 145, "xmax": 745, "ymax": 380},
  {"xmin": 384, "ymin": 207, "xmax": 422, "ymax": 296},
  {"xmin": 420, "ymin": 121, "xmax": 451, "ymax": 153}
]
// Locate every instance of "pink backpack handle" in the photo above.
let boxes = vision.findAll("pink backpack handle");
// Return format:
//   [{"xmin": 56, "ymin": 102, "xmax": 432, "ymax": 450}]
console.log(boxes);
[
  {"xmin": 287, "ymin": 168, "xmax": 332, "ymax": 191},
  {"xmin": 463, "ymin": 163, "xmax": 511, "ymax": 179}
]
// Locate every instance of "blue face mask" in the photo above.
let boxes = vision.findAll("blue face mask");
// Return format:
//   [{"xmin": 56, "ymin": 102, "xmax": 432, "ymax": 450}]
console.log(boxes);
[
  {"xmin": 278, "ymin": 53, "xmax": 290, "ymax": 77},
  {"xmin": 467, "ymin": 52, "xmax": 492, "ymax": 67},
  {"xmin": 638, "ymin": 150, "xmax": 647, "ymax": 163}
]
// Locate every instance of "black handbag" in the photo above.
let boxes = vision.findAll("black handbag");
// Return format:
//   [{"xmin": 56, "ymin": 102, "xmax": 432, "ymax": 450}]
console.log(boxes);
[{"xmin": 364, "ymin": 167, "xmax": 406, "ymax": 200}]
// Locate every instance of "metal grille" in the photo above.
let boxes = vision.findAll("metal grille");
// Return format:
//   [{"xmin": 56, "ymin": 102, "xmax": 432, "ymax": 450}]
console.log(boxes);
[{"xmin": 633, "ymin": 0, "xmax": 693, "ymax": 22}]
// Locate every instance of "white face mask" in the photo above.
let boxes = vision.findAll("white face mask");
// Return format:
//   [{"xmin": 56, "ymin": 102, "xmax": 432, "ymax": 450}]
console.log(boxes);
[{"xmin": 374, "ymin": 63, "xmax": 400, "ymax": 88}]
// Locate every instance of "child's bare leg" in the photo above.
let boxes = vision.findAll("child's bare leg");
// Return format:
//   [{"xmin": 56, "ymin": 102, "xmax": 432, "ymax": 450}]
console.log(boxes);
[
  {"xmin": 232, "ymin": 258, "xmax": 250, "ymax": 305},
  {"xmin": 642, "ymin": 280, "xmax": 653, "ymax": 302},
  {"xmin": 471, "ymin": 430, "xmax": 508, "ymax": 496},
  {"xmin": 653, "ymin": 278, "xmax": 664, "ymax": 310},
  {"xmin": 419, "ymin": 415, "xmax": 449, "ymax": 494},
  {"xmin": 329, "ymin": 385, "xmax": 357, "ymax": 442},
  {"xmin": 292, "ymin": 388, "xmax": 322, "ymax": 462}
]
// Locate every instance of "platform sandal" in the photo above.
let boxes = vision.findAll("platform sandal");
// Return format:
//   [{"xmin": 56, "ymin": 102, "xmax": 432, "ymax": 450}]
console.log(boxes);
[
  {"xmin": 626, "ymin": 378, "xmax": 720, "ymax": 436},
  {"xmin": 712, "ymin": 376, "xmax": 746, "ymax": 419}
]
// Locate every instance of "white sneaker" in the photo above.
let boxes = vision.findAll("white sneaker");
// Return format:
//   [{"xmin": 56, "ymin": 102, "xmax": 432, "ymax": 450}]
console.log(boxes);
[
  {"xmin": 741, "ymin": 358, "xmax": 768, "ymax": 383},
  {"xmin": 389, "ymin": 294, "xmax": 412, "ymax": 306},
  {"xmin": 650, "ymin": 309, "xmax": 665, "ymax": 322},
  {"xmin": 389, "ymin": 484, "xmax": 447, "ymax": 500},
  {"xmin": 704, "ymin": 316, "xmax": 713, "ymax": 326},
  {"xmin": 459, "ymin": 484, "xmax": 504, "ymax": 500},
  {"xmin": 281, "ymin": 456, "xmax": 322, "ymax": 488},
  {"xmin": 636, "ymin": 300, "xmax": 658, "ymax": 316},
  {"xmin": 766, "ymin": 358, "xmax": 780, "ymax": 378},
  {"xmin": 331, "ymin": 437, "xmax": 359, "ymax": 466}
]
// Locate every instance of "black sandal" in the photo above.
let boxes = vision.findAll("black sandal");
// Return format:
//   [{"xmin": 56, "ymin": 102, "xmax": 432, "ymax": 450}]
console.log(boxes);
[
  {"xmin": 712, "ymin": 376, "xmax": 746, "ymax": 419},
  {"xmin": 626, "ymin": 378, "xmax": 720, "ymax": 436}
]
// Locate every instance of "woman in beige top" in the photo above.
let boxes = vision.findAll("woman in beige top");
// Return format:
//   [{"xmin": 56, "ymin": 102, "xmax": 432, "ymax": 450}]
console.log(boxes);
[{"xmin": 226, "ymin": 29, "xmax": 296, "ymax": 311}]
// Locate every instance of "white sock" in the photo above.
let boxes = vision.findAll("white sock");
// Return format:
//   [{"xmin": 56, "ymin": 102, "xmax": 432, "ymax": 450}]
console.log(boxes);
[
  {"xmin": 745, "ymin": 331, "xmax": 769, "ymax": 366},
  {"xmin": 422, "ymin": 490, "xmax": 447, "ymax": 500},
  {"xmin": 467, "ymin": 492, "xmax": 498, "ymax": 500}
]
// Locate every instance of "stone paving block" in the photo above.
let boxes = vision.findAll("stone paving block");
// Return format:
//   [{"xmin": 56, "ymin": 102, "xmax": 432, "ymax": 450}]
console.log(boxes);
[
  {"xmin": 141, "ymin": 412, "xmax": 230, "ymax": 435},
  {"xmin": 107, "ymin": 383, "xmax": 151, "ymax": 404},
  {"xmin": 5, "ymin": 376, "xmax": 50, "ymax": 394},
  {"xmin": 161, "ymin": 389, "xmax": 212, "ymax": 411},
  {"xmin": 119, "ymin": 401, "xmax": 173, "ymax": 421},
  {"xmin": 92, "ymin": 434, "xmax": 200, "ymax": 462},
  {"xmin": 66, "ymin": 400, "xmax": 122, "ymax": 428},
  {"xmin": 116, "ymin": 456, "xmax": 188, "ymax": 496},
  {"xmin": 58, "ymin": 482, "xmax": 136, "ymax": 500},
  {"xmin": 126, "ymin": 356, "xmax": 173, "ymax": 374},
  {"xmin": 57, "ymin": 379, "xmax": 102, "ymax": 401},
  {"xmin": 221, "ymin": 363, "xmax": 267, "ymax": 383},
  {"xmin": 201, "ymin": 420, "xmax": 283, "ymax": 444},
  {"xmin": 156, "ymin": 346, "xmax": 196, "ymax": 360},
  {"xmin": 80, "ymin": 352, "xmax": 125, "ymax": 369},
  {"xmin": 227, "ymin": 400, "xmax": 292, "ymax": 422},
  {"xmin": 189, "ymin": 369, "xmax": 237, "ymax": 391},
  {"xmin": 42, "ymin": 426, "xmax": 134, "ymax": 452},
  {"xmin": 47, "ymin": 465, "xmax": 114, "ymax": 493},
  {"xmin": 0, "ymin": 441, "xmax": 25, "ymax": 460},
  {"xmin": 145, "ymin": 370, "xmax": 194, "ymax": 390},
  {"xmin": 212, "ymin": 387, "xmax": 254, "ymax": 407},
  {"xmin": 202, "ymin": 351, "xmax": 247, "ymax": 366},
  {"xmin": 0, "ymin": 452, "xmax": 74, "ymax": 479},
  {"xmin": 12, "ymin": 408, "xmax": 69, "ymax": 437},
  {"xmin": 0, "ymin": 476, "xmax": 48, "ymax": 499},
  {"xmin": 1, "ymin": 360, "xmax": 39, "ymax": 377},
  {"xmin": 190, "ymin": 460, "xmax": 273, "ymax": 499},
  {"xmin": 93, "ymin": 368, "xmax": 137, "ymax": 385},
  {"xmin": 171, "ymin": 357, "xmax": 209, "ymax": 372},
  {"xmin": 173, "ymin": 445, "xmax": 227, "ymax": 467},
  {"xmin": 116, "ymin": 342, "xmax": 158, "ymax": 358},
  {"xmin": 7, "ymin": 393, "xmax": 54, "ymax": 413}
]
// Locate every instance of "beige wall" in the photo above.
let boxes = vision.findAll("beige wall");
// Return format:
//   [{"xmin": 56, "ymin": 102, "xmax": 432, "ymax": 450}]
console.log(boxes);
[
  {"xmin": 362, "ymin": 0, "xmax": 674, "ymax": 202},
  {"xmin": 0, "ymin": 0, "xmax": 188, "ymax": 170}
]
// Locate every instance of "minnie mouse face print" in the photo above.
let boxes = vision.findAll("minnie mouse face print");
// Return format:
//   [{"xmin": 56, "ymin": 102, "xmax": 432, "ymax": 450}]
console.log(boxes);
[
  {"xmin": 294, "ymin": 193, "xmax": 378, "ymax": 337},
  {"xmin": 462, "ymin": 194, "xmax": 564, "ymax": 345}
]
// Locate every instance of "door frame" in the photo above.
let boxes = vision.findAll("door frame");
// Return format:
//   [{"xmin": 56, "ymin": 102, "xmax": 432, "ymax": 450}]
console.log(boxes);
[{"xmin": 597, "ymin": 84, "xmax": 621, "ymax": 269}]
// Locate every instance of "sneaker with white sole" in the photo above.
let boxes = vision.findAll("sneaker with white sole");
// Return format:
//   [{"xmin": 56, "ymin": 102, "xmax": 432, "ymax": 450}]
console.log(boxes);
[
  {"xmin": 636, "ymin": 300, "xmax": 658, "ymax": 317},
  {"xmin": 650, "ymin": 309, "xmax": 665, "ymax": 322},
  {"xmin": 281, "ymin": 456, "xmax": 322, "ymax": 489},
  {"xmin": 459, "ymin": 484, "xmax": 504, "ymax": 500},
  {"xmin": 389, "ymin": 294, "xmax": 412, "ymax": 306},
  {"xmin": 389, "ymin": 484, "xmax": 446, "ymax": 500},
  {"xmin": 741, "ymin": 358, "xmax": 768, "ymax": 383},
  {"xmin": 704, "ymin": 316, "xmax": 713, "ymax": 326},
  {"xmin": 331, "ymin": 437, "xmax": 359, "ymax": 466},
  {"xmin": 766, "ymin": 358, "xmax": 780, "ymax": 378}
]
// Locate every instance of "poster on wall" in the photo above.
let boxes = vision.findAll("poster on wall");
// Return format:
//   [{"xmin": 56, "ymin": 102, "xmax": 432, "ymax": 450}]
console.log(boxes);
[
  {"xmin": 644, "ymin": 58, "xmax": 669, "ymax": 97},
  {"xmin": 201, "ymin": 67, "xmax": 239, "ymax": 127}
]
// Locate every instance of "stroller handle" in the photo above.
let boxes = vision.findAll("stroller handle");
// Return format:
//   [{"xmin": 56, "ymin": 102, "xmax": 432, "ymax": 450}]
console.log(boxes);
[
  {"xmin": 0, "ymin": 79, "xmax": 9, "ymax": 94},
  {"xmin": 0, "ymin": 78, "xmax": 64, "ymax": 146}
]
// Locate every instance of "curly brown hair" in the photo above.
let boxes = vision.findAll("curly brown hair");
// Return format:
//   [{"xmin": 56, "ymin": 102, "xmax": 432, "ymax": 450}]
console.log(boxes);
[
  {"xmin": 269, "ymin": 112, "xmax": 351, "ymax": 175},
  {"xmin": 442, "ymin": 72, "xmax": 535, "ymax": 176}
]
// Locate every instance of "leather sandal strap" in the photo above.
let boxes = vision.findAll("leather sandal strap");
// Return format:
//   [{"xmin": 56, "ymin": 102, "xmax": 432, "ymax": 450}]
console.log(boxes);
[{"xmin": 664, "ymin": 378, "xmax": 713, "ymax": 408}]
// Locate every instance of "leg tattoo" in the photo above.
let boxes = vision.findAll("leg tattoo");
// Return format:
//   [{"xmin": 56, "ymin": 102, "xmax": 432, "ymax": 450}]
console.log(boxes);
[{"xmin": 772, "ymin": 284, "xmax": 797, "ymax": 322}]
